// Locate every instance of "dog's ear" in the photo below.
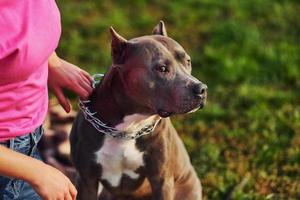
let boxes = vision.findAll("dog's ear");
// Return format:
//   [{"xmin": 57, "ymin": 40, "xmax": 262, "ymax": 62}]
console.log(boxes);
[
  {"xmin": 110, "ymin": 27, "xmax": 128, "ymax": 64},
  {"xmin": 152, "ymin": 20, "xmax": 168, "ymax": 36}
]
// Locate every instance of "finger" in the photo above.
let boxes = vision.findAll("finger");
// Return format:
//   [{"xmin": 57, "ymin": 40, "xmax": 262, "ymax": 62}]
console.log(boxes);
[
  {"xmin": 81, "ymin": 74, "xmax": 93, "ymax": 90},
  {"xmin": 55, "ymin": 192, "xmax": 65, "ymax": 200},
  {"xmin": 64, "ymin": 81, "xmax": 89, "ymax": 100},
  {"xmin": 68, "ymin": 182, "xmax": 77, "ymax": 200},
  {"xmin": 81, "ymin": 70, "xmax": 93, "ymax": 83},
  {"xmin": 64, "ymin": 192, "xmax": 72, "ymax": 200},
  {"xmin": 53, "ymin": 87, "xmax": 71, "ymax": 113},
  {"xmin": 79, "ymin": 77, "xmax": 93, "ymax": 95},
  {"xmin": 67, "ymin": 83, "xmax": 90, "ymax": 100},
  {"xmin": 57, "ymin": 193, "xmax": 65, "ymax": 200},
  {"xmin": 80, "ymin": 74, "xmax": 93, "ymax": 91}
]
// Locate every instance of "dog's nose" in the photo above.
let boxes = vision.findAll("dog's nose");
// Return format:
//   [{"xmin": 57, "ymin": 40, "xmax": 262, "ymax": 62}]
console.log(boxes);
[{"xmin": 192, "ymin": 83, "xmax": 207, "ymax": 97}]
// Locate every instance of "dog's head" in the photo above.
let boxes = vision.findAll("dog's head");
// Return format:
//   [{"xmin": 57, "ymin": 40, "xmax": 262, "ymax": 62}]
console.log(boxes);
[{"xmin": 110, "ymin": 21, "xmax": 207, "ymax": 118}]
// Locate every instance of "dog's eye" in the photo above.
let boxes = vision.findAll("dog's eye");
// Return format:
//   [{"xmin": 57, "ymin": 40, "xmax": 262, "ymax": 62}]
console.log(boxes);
[{"xmin": 157, "ymin": 65, "xmax": 169, "ymax": 73}]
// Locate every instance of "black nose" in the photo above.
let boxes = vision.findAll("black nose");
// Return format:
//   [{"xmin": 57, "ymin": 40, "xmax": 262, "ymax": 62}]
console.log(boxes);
[{"xmin": 192, "ymin": 83, "xmax": 207, "ymax": 97}]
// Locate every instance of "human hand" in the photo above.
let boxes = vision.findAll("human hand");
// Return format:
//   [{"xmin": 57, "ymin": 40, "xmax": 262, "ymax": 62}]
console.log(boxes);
[
  {"xmin": 48, "ymin": 52, "xmax": 93, "ymax": 113},
  {"xmin": 29, "ymin": 162, "xmax": 77, "ymax": 200}
]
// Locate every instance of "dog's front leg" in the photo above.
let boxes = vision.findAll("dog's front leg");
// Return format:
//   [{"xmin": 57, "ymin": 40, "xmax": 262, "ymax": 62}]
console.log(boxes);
[
  {"xmin": 76, "ymin": 176, "xmax": 99, "ymax": 200},
  {"xmin": 149, "ymin": 177, "xmax": 175, "ymax": 200}
]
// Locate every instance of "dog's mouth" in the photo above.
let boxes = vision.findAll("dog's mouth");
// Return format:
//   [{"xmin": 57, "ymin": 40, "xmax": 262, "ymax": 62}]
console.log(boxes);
[
  {"xmin": 157, "ymin": 101, "xmax": 205, "ymax": 117},
  {"xmin": 155, "ymin": 95, "xmax": 206, "ymax": 118},
  {"xmin": 199, "ymin": 101, "xmax": 205, "ymax": 109},
  {"xmin": 157, "ymin": 109, "xmax": 173, "ymax": 118}
]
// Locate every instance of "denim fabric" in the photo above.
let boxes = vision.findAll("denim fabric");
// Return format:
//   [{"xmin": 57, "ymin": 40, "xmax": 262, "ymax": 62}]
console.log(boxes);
[{"xmin": 0, "ymin": 126, "xmax": 43, "ymax": 200}]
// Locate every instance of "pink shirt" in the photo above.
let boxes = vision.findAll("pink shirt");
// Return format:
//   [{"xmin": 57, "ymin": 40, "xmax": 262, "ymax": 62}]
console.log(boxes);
[{"xmin": 0, "ymin": 0, "xmax": 61, "ymax": 141}]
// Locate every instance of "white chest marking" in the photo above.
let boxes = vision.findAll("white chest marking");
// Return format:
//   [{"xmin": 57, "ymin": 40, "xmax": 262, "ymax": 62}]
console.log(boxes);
[
  {"xmin": 95, "ymin": 137, "xmax": 144, "ymax": 187},
  {"xmin": 95, "ymin": 113, "xmax": 160, "ymax": 187}
]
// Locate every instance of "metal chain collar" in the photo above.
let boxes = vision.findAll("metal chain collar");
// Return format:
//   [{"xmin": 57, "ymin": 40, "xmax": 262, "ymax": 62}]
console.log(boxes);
[{"xmin": 78, "ymin": 74, "xmax": 161, "ymax": 140}]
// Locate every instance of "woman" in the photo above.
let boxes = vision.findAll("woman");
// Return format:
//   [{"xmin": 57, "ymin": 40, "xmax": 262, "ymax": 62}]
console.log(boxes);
[{"xmin": 0, "ymin": 0, "xmax": 93, "ymax": 199}]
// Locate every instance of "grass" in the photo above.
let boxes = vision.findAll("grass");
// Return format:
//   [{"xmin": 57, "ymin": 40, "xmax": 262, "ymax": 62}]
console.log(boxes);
[{"xmin": 56, "ymin": 0, "xmax": 300, "ymax": 199}]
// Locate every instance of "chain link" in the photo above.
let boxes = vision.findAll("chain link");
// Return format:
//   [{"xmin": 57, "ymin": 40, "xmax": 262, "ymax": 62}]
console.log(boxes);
[{"xmin": 78, "ymin": 74, "xmax": 161, "ymax": 140}]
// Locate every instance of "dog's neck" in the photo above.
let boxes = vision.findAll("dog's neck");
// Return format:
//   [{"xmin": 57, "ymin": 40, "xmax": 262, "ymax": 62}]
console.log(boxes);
[{"xmin": 89, "ymin": 67, "xmax": 157, "ymax": 130}]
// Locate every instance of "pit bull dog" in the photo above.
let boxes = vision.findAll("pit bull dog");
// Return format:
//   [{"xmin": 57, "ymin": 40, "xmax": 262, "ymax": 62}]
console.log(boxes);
[{"xmin": 70, "ymin": 21, "xmax": 207, "ymax": 200}]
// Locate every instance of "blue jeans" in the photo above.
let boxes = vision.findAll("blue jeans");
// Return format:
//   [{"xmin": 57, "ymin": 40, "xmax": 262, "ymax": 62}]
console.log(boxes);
[{"xmin": 0, "ymin": 126, "xmax": 43, "ymax": 200}]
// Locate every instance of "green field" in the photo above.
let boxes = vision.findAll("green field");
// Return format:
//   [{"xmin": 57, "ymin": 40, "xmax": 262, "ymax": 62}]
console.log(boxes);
[{"xmin": 56, "ymin": 0, "xmax": 300, "ymax": 199}]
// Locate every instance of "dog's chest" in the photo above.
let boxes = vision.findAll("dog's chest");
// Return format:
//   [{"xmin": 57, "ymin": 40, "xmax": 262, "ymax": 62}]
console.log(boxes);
[{"xmin": 95, "ymin": 137, "xmax": 144, "ymax": 187}]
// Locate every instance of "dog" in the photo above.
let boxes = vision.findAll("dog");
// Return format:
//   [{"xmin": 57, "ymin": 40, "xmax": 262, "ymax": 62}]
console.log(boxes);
[{"xmin": 70, "ymin": 21, "xmax": 207, "ymax": 200}]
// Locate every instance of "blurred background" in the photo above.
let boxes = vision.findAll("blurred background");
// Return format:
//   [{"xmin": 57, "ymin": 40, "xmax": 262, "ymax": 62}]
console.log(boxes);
[{"xmin": 46, "ymin": 0, "xmax": 300, "ymax": 199}]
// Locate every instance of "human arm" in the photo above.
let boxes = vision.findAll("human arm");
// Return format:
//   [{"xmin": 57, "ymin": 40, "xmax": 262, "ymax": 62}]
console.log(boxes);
[
  {"xmin": 0, "ymin": 145, "xmax": 77, "ymax": 200},
  {"xmin": 48, "ymin": 52, "xmax": 93, "ymax": 113}
]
